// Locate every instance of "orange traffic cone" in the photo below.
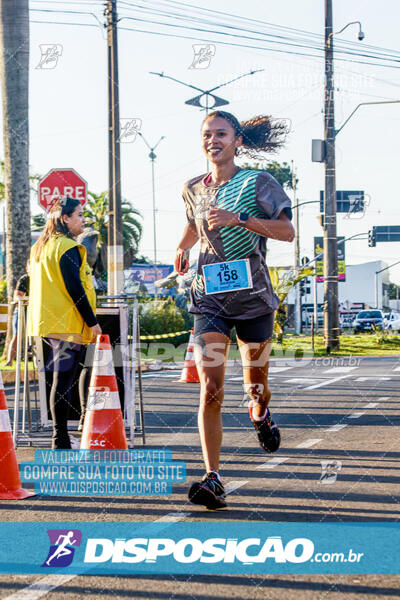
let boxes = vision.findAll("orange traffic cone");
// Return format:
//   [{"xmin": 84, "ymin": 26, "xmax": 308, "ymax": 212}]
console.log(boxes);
[
  {"xmin": 0, "ymin": 371, "xmax": 35, "ymax": 499},
  {"xmin": 80, "ymin": 335, "xmax": 128, "ymax": 450},
  {"xmin": 179, "ymin": 329, "xmax": 200, "ymax": 383}
]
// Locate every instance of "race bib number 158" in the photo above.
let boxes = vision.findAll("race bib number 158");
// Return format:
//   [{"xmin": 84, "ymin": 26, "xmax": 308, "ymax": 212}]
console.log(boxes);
[{"xmin": 202, "ymin": 259, "xmax": 253, "ymax": 295}]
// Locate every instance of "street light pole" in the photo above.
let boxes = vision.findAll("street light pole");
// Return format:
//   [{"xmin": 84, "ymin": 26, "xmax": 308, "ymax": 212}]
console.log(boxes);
[
  {"xmin": 292, "ymin": 161, "xmax": 302, "ymax": 334},
  {"xmin": 137, "ymin": 133, "xmax": 165, "ymax": 295},
  {"xmin": 324, "ymin": 0, "xmax": 339, "ymax": 352},
  {"xmin": 150, "ymin": 69, "xmax": 264, "ymax": 171}
]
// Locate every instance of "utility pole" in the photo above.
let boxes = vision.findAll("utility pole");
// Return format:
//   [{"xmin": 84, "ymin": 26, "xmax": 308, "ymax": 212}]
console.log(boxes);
[
  {"xmin": 292, "ymin": 161, "xmax": 301, "ymax": 334},
  {"xmin": 106, "ymin": 0, "xmax": 124, "ymax": 295},
  {"xmin": 324, "ymin": 0, "xmax": 339, "ymax": 351}
]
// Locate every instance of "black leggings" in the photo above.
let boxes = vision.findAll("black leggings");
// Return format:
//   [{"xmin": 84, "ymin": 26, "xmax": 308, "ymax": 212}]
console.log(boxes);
[{"xmin": 45, "ymin": 338, "xmax": 89, "ymax": 449}]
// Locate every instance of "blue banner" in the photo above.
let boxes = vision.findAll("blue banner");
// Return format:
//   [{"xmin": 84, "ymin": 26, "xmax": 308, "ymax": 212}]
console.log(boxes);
[{"xmin": 0, "ymin": 522, "xmax": 399, "ymax": 574}]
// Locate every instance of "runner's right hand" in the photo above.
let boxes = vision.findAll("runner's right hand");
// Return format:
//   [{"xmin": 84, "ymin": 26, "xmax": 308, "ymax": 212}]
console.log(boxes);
[{"xmin": 175, "ymin": 249, "xmax": 189, "ymax": 275}]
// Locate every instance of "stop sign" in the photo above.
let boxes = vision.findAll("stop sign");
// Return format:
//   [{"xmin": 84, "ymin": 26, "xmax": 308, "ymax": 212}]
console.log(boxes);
[{"xmin": 38, "ymin": 168, "xmax": 87, "ymax": 212}]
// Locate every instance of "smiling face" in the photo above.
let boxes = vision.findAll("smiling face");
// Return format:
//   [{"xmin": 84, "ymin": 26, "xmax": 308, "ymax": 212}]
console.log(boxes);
[
  {"xmin": 201, "ymin": 116, "xmax": 242, "ymax": 165},
  {"xmin": 62, "ymin": 204, "xmax": 85, "ymax": 236}
]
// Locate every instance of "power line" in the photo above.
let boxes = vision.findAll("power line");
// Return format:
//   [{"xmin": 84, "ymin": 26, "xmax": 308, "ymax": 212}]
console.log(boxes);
[
  {"xmin": 31, "ymin": 0, "xmax": 400, "ymax": 64},
  {"xmin": 119, "ymin": 0, "xmax": 400, "ymax": 60},
  {"xmin": 31, "ymin": 4, "xmax": 400, "ymax": 67}
]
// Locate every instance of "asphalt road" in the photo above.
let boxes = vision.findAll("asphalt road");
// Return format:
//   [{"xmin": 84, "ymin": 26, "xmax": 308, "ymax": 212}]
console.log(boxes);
[{"xmin": 1, "ymin": 355, "xmax": 400, "ymax": 599}]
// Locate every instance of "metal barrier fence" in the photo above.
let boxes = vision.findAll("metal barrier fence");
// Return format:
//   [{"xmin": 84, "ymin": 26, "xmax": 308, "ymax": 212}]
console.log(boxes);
[{"xmin": 12, "ymin": 296, "xmax": 145, "ymax": 448}]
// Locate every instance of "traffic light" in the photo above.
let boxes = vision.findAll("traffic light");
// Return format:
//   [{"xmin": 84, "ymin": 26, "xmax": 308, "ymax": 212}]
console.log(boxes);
[
  {"xmin": 368, "ymin": 227, "xmax": 376, "ymax": 247},
  {"xmin": 299, "ymin": 279, "xmax": 305, "ymax": 296}
]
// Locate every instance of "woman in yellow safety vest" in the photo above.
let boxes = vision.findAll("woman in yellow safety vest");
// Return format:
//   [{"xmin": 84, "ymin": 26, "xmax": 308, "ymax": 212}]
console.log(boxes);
[{"xmin": 28, "ymin": 197, "xmax": 102, "ymax": 448}]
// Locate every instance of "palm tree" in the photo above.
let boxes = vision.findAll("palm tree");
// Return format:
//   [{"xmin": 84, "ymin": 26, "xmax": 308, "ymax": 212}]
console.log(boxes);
[
  {"xmin": 84, "ymin": 191, "xmax": 143, "ymax": 269},
  {"xmin": 0, "ymin": 1, "xmax": 30, "ymax": 357}
]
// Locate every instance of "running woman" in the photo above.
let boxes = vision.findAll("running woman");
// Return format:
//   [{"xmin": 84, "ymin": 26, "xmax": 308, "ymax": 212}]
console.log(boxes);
[{"xmin": 175, "ymin": 111, "xmax": 294, "ymax": 510}]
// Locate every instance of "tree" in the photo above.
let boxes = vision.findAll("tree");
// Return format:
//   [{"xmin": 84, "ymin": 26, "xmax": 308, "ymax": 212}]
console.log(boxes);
[
  {"xmin": 83, "ymin": 191, "xmax": 143, "ymax": 269},
  {"xmin": 241, "ymin": 160, "xmax": 295, "ymax": 189},
  {"xmin": 0, "ymin": 0, "xmax": 30, "ymax": 357}
]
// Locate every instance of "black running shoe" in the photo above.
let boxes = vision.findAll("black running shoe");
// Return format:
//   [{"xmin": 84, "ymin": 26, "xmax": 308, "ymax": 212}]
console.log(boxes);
[
  {"xmin": 188, "ymin": 472, "xmax": 227, "ymax": 510},
  {"xmin": 249, "ymin": 402, "xmax": 281, "ymax": 453}
]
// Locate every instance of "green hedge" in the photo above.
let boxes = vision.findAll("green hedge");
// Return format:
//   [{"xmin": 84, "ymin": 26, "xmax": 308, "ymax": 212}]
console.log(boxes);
[{"xmin": 139, "ymin": 299, "xmax": 193, "ymax": 346}]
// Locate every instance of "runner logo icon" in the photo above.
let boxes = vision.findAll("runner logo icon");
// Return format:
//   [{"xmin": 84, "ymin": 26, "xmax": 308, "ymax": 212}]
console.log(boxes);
[{"xmin": 42, "ymin": 529, "xmax": 82, "ymax": 567}]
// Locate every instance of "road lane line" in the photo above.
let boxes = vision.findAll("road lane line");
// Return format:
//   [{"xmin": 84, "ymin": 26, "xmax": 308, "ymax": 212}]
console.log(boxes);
[
  {"xmin": 326, "ymin": 423, "xmax": 347, "ymax": 432},
  {"xmin": 3, "ymin": 575, "xmax": 77, "ymax": 600},
  {"xmin": 348, "ymin": 412, "xmax": 365, "ymax": 419},
  {"xmin": 154, "ymin": 512, "xmax": 188, "ymax": 523},
  {"xmin": 256, "ymin": 456, "xmax": 290, "ymax": 470},
  {"xmin": 286, "ymin": 378, "xmax": 320, "ymax": 384},
  {"xmin": 355, "ymin": 376, "xmax": 392, "ymax": 382},
  {"xmin": 323, "ymin": 367, "xmax": 358, "ymax": 374},
  {"xmin": 305, "ymin": 375, "xmax": 351, "ymax": 390},
  {"xmin": 295, "ymin": 438, "xmax": 323, "ymax": 449},
  {"xmin": 364, "ymin": 402, "xmax": 378, "ymax": 409},
  {"xmin": 225, "ymin": 480, "xmax": 249, "ymax": 494}
]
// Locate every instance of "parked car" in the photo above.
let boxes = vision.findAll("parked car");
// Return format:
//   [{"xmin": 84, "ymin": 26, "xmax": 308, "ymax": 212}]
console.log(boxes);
[
  {"xmin": 352, "ymin": 310, "xmax": 384, "ymax": 333},
  {"xmin": 383, "ymin": 312, "xmax": 400, "ymax": 329},
  {"xmin": 385, "ymin": 315, "xmax": 400, "ymax": 332}
]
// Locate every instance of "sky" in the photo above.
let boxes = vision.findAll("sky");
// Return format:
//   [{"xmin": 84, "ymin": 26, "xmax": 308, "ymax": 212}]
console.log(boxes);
[{"xmin": 2, "ymin": 0, "xmax": 400, "ymax": 283}]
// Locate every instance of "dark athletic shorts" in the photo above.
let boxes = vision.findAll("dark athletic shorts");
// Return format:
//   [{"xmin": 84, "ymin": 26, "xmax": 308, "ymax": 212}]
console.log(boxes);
[{"xmin": 194, "ymin": 312, "xmax": 275, "ymax": 343}]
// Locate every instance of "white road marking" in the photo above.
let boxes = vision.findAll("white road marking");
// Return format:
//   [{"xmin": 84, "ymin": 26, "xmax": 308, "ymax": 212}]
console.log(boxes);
[
  {"xmin": 154, "ymin": 512, "xmax": 188, "ymax": 523},
  {"xmin": 295, "ymin": 438, "xmax": 323, "ymax": 448},
  {"xmin": 256, "ymin": 456, "xmax": 289, "ymax": 470},
  {"xmin": 354, "ymin": 376, "xmax": 392, "ymax": 382},
  {"xmin": 377, "ymin": 397, "xmax": 390, "ymax": 401},
  {"xmin": 326, "ymin": 423, "xmax": 348, "ymax": 432},
  {"xmin": 348, "ymin": 412, "xmax": 365, "ymax": 419},
  {"xmin": 229, "ymin": 376, "xmax": 243, "ymax": 381},
  {"xmin": 323, "ymin": 367, "xmax": 358, "ymax": 374},
  {"xmin": 305, "ymin": 375, "xmax": 351, "ymax": 390},
  {"xmin": 3, "ymin": 575, "xmax": 77, "ymax": 600},
  {"xmin": 393, "ymin": 366, "xmax": 400, "ymax": 371},
  {"xmin": 225, "ymin": 480, "xmax": 249, "ymax": 494},
  {"xmin": 269, "ymin": 366, "xmax": 292, "ymax": 373},
  {"xmin": 286, "ymin": 378, "xmax": 320, "ymax": 384},
  {"xmin": 364, "ymin": 402, "xmax": 378, "ymax": 409},
  {"xmin": 142, "ymin": 372, "xmax": 178, "ymax": 378}
]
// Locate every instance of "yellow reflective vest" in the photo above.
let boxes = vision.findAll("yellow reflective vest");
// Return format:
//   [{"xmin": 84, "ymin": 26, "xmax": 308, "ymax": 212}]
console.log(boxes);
[{"xmin": 27, "ymin": 234, "xmax": 96, "ymax": 345}]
